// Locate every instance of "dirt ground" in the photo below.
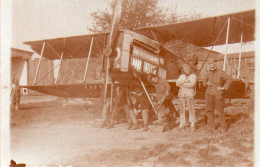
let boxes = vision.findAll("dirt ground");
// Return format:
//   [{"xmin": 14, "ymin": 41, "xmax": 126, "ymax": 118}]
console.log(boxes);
[{"xmin": 10, "ymin": 95, "xmax": 254, "ymax": 167}]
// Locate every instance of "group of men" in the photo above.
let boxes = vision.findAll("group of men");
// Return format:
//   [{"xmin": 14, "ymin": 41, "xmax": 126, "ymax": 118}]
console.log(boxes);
[{"xmin": 101, "ymin": 57, "xmax": 231, "ymax": 133}]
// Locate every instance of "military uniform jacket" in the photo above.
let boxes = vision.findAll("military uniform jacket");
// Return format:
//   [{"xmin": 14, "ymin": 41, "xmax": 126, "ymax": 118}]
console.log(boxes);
[{"xmin": 203, "ymin": 69, "xmax": 231, "ymax": 96}]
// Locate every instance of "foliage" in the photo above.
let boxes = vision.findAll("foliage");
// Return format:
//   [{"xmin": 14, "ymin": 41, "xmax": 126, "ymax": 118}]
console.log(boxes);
[{"xmin": 88, "ymin": 0, "xmax": 183, "ymax": 32}]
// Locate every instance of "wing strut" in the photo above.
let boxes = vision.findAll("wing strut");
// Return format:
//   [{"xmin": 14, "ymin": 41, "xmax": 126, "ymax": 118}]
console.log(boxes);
[
  {"xmin": 237, "ymin": 32, "xmax": 243, "ymax": 79},
  {"xmin": 83, "ymin": 37, "xmax": 94, "ymax": 82},
  {"xmin": 55, "ymin": 51, "xmax": 64, "ymax": 84},
  {"xmin": 223, "ymin": 17, "xmax": 231, "ymax": 71},
  {"xmin": 33, "ymin": 42, "xmax": 45, "ymax": 85}
]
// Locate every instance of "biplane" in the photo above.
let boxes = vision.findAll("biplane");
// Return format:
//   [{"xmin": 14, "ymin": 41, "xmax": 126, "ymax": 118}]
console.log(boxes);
[{"xmin": 21, "ymin": 0, "xmax": 255, "ymax": 112}]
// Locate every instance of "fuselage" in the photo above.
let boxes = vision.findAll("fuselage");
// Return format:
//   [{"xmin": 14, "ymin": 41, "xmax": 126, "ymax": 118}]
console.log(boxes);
[{"xmin": 108, "ymin": 30, "xmax": 182, "ymax": 85}]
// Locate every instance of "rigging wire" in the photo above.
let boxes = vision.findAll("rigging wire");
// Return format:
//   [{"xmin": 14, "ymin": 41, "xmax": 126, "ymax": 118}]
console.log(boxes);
[
  {"xmin": 197, "ymin": 19, "xmax": 228, "ymax": 76},
  {"xmin": 231, "ymin": 17, "xmax": 255, "ymax": 29},
  {"xmin": 35, "ymin": 61, "xmax": 63, "ymax": 85}
]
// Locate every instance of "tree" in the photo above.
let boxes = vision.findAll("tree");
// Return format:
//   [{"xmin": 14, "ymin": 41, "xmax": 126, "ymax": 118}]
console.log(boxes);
[{"xmin": 88, "ymin": 0, "xmax": 179, "ymax": 33}]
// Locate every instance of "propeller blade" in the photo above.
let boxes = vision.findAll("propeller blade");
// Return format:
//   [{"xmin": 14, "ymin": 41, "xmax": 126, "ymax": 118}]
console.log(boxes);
[
  {"xmin": 102, "ymin": 0, "xmax": 122, "ymax": 104},
  {"xmin": 108, "ymin": 0, "xmax": 122, "ymax": 46}
]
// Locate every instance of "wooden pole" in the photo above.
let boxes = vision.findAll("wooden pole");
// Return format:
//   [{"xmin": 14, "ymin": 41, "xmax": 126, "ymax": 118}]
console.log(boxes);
[
  {"xmin": 223, "ymin": 17, "xmax": 230, "ymax": 71},
  {"xmin": 33, "ymin": 42, "xmax": 45, "ymax": 85},
  {"xmin": 103, "ymin": 54, "xmax": 110, "ymax": 104},
  {"xmin": 83, "ymin": 37, "xmax": 94, "ymax": 82},
  {"xmin": 110, "ymin": 80, "xmax": 114, "ymax": 116},
  {"xmin": 55, "ymin": 51, "xmax": 64, "ymax": 84},
  {"xmin": 138, "ymin": 77, "xmax": 158, "ymax": 115},
  {"xmin": 237, "ymin": 32, "xmax": 243, "ymax": 79}
]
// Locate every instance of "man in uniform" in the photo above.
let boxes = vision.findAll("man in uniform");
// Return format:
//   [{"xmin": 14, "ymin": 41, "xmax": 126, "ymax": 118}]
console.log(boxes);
[
  {"xmin": 101, "ymin": 86, "xmax": 126, "ymax": 128},
  {"xmin": 203, "ymin": 58, "xmax": 231, "ymax": 132},
  {"xmin": 147, "ymin": 74, "xmax": 176, "ymax": 124},
  {"xmin": 11, "ymin": 78, "xmax": 20, "ymax": 110},
  {"xmin": 129, "ymin": 87, "xmax": 151, "ymax": 131}
]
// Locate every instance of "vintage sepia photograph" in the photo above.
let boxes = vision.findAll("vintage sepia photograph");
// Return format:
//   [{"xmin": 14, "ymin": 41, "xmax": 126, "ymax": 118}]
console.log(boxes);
[{"xmin": 2, "ymin": 0, "xmax": 258, "ymax": 166}]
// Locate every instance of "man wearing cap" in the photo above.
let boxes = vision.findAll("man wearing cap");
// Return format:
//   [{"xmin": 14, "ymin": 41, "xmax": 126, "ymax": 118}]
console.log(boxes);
[
  {"xmin": 11, "ymin": 77, "xmax": 20, "ymax": 110},
  {"xmin": 176, "ymin": 64, "xmax": 197, "ymax": 131},
  {"xmin": 129, "ymin": 87, "xmax": 151, "ymax": 131},
  {"xmin": 147, "ymin": 74, "xmax": 176, "ymax": 123},
  {"xmin": 203, "ymin": 58, "xmax": 231, "ymax": 132},
  {"xmin": 101, "ymin": 86, "xmax": 127, "ymax": 128}
]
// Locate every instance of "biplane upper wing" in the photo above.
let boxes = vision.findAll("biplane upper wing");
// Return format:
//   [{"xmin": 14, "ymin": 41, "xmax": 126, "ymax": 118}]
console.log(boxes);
[
  {"xmin": 24, "ymin": 10, "xmax": 254, "ymax": 60},
  {"xmin": 24, "ymin": 32, "xmax": 108, "ymax": 60},
  {"xmin": 134, "ymin": 10, "xmax": 255, "ymax": 46}
]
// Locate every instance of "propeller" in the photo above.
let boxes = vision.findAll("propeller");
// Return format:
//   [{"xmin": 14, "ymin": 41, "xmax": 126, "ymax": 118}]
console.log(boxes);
[{"xmin": 102, "ymin": 0, "xmax": 122, "ymax": 104}]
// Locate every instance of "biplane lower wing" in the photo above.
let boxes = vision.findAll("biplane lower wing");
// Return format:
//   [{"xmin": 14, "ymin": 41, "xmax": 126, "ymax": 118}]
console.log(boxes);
[
  {"xmin": 21, "ymin": 77, "xmax": 247, "ymax": 99},
  {"xmin": 21, "ymin": 83, "xmax": 111, "ymax": 98}
]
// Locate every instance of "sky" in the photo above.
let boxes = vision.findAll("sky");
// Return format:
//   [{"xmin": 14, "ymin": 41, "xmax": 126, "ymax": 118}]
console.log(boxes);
[{"xmin": 11, "ymin": 0, "xmax": 255, "ymax": 52}]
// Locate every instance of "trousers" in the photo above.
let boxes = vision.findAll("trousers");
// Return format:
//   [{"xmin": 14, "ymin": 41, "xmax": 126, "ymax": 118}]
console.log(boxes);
[
  {"xmin": 102, "ymin": 101, "xmax": 121, "ymax": 124},
  {"xmin": 129, "ymin": 109, "xmax": 149, "ymax": 125},
  {"xmin": 205, "ymin": 94, "xmax": 226, "ymax": 127},
  {"xmin": 179, "ymin": 97, "xmax": 195, "ymax": 125}
]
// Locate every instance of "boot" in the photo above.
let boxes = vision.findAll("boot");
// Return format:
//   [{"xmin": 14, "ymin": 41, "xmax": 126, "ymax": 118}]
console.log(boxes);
[
  {"xmin": 218, "ymin": 124, "xmax": 227, "ymax": 133},
  {"xmin": 179, "ymin": 123, "xmax": 184, "ymax": 129},
  {"xmin": 191, "ymin": 122, "xmax": 195, "ymax": 131},
  {"xmin": 101, "ymin": 120, "xmax": 107, "ymax": 128},
  {"xmin": 206, "ymin": 123, "xmax": 216, "ymax": 132},
  {"xmin": 106, "ymin": 122, "xmax": 114, "ymax": 129},
  {"xmin": 131, "ymin": 124, "xmax": 138, "ymax": 130},
  {"xmin": 127, "ymin": 120, "xmax": 132, "ymax": 130},
  {"xmin": 143, "ymin": 124, "xmax": 148, "ymax": 131}
]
